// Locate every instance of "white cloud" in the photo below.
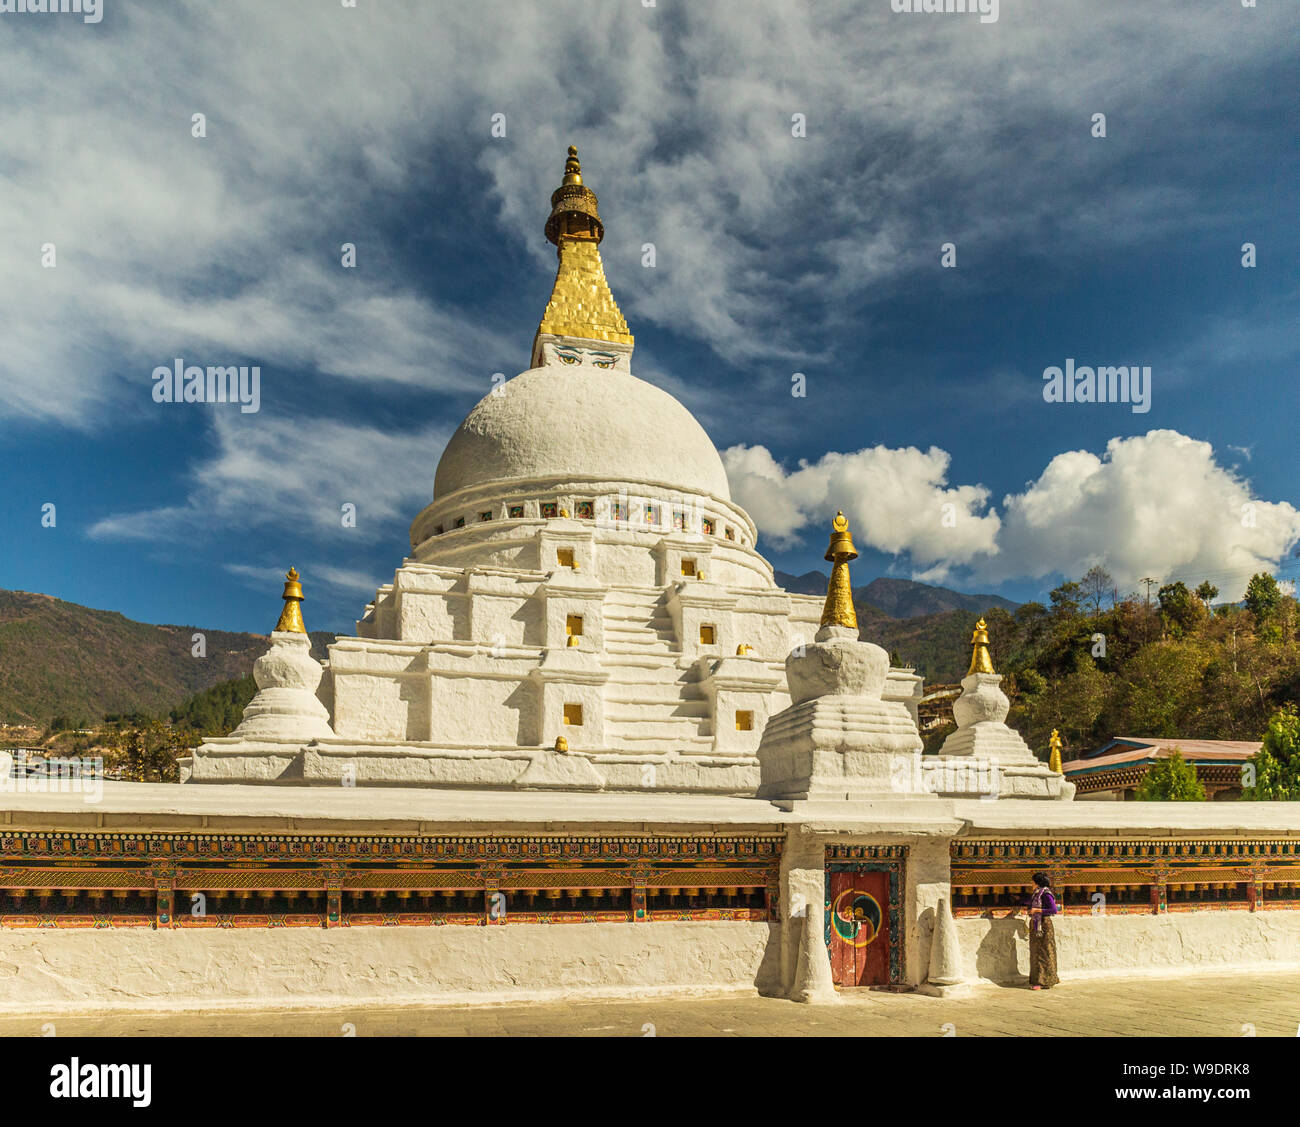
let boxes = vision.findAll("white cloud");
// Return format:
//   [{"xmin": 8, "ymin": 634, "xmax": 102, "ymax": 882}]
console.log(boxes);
[
  {"xmin": 723, "ymin": 442, "xmax": 1000, "ymax": 572},
  {"xmin": 726, "ymin": 430, "xmax": 1300, "ymax": 599},
  {"xmin": 225, "ymin": 562, "xmax": 382, "ymax": 598},
  {"xmin": 88, "ymin": 413, "xmax": 446, "ymax": 544},
  {"xmin": 2, "ymin": 0, "xmax": 1291, "ymax": 424},
  {"xmin": 990, "ymin": 430, "xmax": 1300, "ymax": 598}
]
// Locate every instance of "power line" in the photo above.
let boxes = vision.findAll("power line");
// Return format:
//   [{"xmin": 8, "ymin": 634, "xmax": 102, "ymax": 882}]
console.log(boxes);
[{"xmin": 1139, "ymin": 577, "xmax": 1157, "ymax": 608}]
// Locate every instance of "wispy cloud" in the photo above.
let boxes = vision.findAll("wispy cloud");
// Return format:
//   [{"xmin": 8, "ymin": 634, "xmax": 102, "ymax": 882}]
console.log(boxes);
[
  {"xmin": 2, "ymin": 0, "xmax": 1291, "ymax": 427},
  {"xmin": 88, "ymin": 413, "xmax": 447, "ymax": 544}
]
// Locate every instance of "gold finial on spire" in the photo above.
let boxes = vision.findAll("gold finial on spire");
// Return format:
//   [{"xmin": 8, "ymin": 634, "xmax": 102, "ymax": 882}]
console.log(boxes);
[
  {"xmin": 819, "ymin": 511, "xmax": 859, "ymax": 630},
  {"xmin": 274, "ymin": 567, "xmax": 307, "ymax": 634},
  {"xmin": 968, "ymin": 617, "xmax": 994, "ymax": 674},
  {"xmin": 545, "ymin": 144, "xmax": 602, "ymax": 246},
  {"xmin": 561, "ymin": 145, "xmax": 583, "ymax": 186},
  {"xmin": 1048, "ymin": 729, "xmax": 1063, "ymax": 774},
  {"xmin": 533, "ymin": 146, "xmax": 633, "ymax": 362}
]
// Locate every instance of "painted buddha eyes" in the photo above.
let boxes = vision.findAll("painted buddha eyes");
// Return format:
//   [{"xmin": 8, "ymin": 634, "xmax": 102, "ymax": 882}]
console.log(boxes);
[{"xmin": 555, "ymin": 350, "xmax": 615, "ymax": 369}]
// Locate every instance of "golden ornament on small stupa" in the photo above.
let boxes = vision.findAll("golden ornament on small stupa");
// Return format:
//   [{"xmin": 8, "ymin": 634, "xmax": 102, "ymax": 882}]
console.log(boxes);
[
  {"xmin": 968, "ymin": 617, "xmax": 994, "ymax": 675},
  {"xmin": 819, "ymin": 511, "xmax": 858, "ymax": 630},
  {"xmin": 1048, "ymin": 729, "xmax": 1063, "ymax": 774},
  {"xmin": 554, "ymin": 735, "xmax": 569, "ymax": 753},
  {"xmin": 274, "ymin": 567, "xmax": 307, "ymax": 634}
]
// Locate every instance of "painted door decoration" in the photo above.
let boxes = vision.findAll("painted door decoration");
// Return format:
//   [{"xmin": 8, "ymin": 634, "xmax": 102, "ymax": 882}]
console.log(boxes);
[{"xmin": 826, "ymin": 869, "xmax": 890, "ymax": 987}]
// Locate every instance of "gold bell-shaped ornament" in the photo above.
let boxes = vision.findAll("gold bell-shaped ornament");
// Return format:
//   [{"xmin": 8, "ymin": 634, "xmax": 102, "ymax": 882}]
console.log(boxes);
[
  {"xmin": 968, "ymin": 617, "xmax": 995, "ymax": 675},
  {"xmin": 819, "ymin": 511, "xmax": 859, "ymax": 630},
  {"xmin": 274, "ymin": 567, "xmax": 307, "ymax": 634}
]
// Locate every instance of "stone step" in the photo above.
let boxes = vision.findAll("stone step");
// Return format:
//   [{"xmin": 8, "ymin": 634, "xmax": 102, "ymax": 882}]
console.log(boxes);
[
  {"xmin": 602, "ymin": 615, "xmax": 674, "ymax": 631},
  {"xmin": 603, "ymin": 634, "xmax": 673, "ymax": 644},
  {"xmin": 603, "ymin": 616, "xmax": 676, "ymax": 626},
  {"xmin": 605, "ymin": 727, "xmax": 715, "ymax": 751},
  {"xmin": 602, "ymin": 653, "xmax": 700, "ymax": 676},
  {"xmin": 605, "ymin": 707, "xmax": 712, "ymax": 722},
  {"xmin": 605, "ymin": 716, "xmax": 711, "ymax": 738},
  {"xmin": 605, "ymin": 642, "xmax": 676, "ymax": 656},
  {"xmin": 603, "ymin": 633, "xmax": 676, "ymax": 649},
  {"xmin": 604, "ymin": 670, "xmax": 699, "ymax": 687},
  {"xmin": 606, "ymin": 678, "xmax": 706, "ymax": 699}
]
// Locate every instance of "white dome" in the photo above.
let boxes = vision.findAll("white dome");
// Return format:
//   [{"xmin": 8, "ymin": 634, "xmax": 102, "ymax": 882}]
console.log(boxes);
[{"xmin": 434, "ymin": 364, "xmax": 732, "ymax": 501}]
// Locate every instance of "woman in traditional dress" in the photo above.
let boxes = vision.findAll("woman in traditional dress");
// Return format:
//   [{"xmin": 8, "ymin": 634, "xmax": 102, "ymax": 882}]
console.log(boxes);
[{"xmin": 1021, "ymin": 872, "xmax": 1059, "ymax": 990}]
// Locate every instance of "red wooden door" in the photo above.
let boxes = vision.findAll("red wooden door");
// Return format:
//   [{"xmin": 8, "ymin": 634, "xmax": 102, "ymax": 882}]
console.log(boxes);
[{"xmin": 826, "ymin": 870, "xmax": 890, "ymax": 987}]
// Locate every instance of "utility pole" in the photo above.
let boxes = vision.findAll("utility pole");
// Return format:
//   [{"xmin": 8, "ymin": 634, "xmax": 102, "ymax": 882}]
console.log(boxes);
[{"xmin": 1140, "ymin": 577, "xmax": 1157, "ymax": 609}]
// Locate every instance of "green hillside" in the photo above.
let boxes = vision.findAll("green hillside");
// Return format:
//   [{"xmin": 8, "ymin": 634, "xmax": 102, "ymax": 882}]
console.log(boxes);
[
  {"xmin": 0, "ymin": 590, "xmax": 330, "ymax": 726},
  {"xmin": 868, "ymin": 607, "xmax": 987, "ymax": 683}
]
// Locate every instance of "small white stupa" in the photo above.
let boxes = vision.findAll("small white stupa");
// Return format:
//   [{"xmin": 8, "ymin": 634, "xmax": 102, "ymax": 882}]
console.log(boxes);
[
  {"xmin": 228, "ymin": 568, "xmax": 334, "ymax": 743},
  {"xmin": 925, "ymin": 618, "xmax": 1072, "ymax": 799},
  {"xmin": 757, "ymin": 513, "xmax": 925, "ymax": 804}
]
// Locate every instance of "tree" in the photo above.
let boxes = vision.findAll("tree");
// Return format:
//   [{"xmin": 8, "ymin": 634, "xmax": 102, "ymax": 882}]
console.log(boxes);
[
  {"xmin": 104, "ymin": 720, "xmax": 186, "ymax": 783},
  {"xmin": 1134, "ymin": 748, "xmax": 1206, "ymax": 801},
  {"xmin": 1080, "ymin": 565, "xmax": 1115, "ymax": 617},
  {"xmin": 1110, "ymin": 640, "xmax": 1206, "ymax": 739},
  {"xmin": 1023, "ymin": 655, "xmax": 1110, "ymax": 752},
  {"xmin": 1048, "ymin": 581, "xmax": 1082, "ymax": 619},
  {"xmin": 1243, "ymin": 704, "xmax": 1300, "ymax": 800},
  {"xmin": 171, "ymin": 675, "xmax": 257, "ymax": 736},
  {"xmin": 1195, "ymin": 581, "xmax": 1219, "ymax": 609},
  {"xmin": 1244, "ymin": 573, "xmax": 1283, "ymax": 641},
  {"xmin": 1157, "ymin": 581, "xmax": 1203, "ymax": 638}
]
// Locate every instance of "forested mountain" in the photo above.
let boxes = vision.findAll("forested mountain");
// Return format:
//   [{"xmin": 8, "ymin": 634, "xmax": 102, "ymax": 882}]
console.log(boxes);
[{"xmin": 0, "ymin": 590, "xmax": 329, "ymax": 725}]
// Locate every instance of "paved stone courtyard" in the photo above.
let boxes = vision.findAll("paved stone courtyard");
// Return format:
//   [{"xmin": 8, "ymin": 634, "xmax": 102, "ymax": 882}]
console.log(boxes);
[{"xmin": 3, "ymin": 971, "xmax": 1297, "ymax": 1037}]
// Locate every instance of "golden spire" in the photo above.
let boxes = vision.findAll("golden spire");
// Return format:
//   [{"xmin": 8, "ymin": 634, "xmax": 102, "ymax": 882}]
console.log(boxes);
[
  {"xmin": 968, "ymin": 617, "xmax": 994, "ymax": 674},
  {"xmin": 819, "ymin": 511, "xmax": 859, "ymax": 630},
  {"xmin": 533, "ymin": 146, "xmax": 633, "ymax": 358},
  {"xmin": 561, "ymin": 145, "xmax": 584, "ymax": 187},
  {"xmin": 274, "ymin": 567, "xmax": 307, "ymax": 634},
  {"xmin": 1048, "ymin": 729, "xmax": 1063, "ymax": 774}
]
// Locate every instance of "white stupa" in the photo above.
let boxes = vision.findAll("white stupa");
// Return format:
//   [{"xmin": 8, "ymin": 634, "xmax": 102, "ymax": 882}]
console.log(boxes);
[
  {"xmin": 190, "ymin": 147, "xmax": 927, "ymax": 792},
  {"xmin": 924, "ymin": 618, "xmax": 1071, "ymax": 799}
]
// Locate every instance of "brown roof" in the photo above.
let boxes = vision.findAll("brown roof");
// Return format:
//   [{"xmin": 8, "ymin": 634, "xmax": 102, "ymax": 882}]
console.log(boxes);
[{"xmin": 1064, "ymin": 737, "xmax": 1260, "ymax": 776}]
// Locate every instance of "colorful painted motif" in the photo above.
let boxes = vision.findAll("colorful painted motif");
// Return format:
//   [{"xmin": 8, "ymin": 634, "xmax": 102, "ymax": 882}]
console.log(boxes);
[
  {"xmin": 0, "ymin": 833, "xmax": 782, "ymax": 930},
  {"xmin": 950, "ymin": 838, "xmax": 1300, "ymax": 916},
  {"xmin": 824, "ymin": 845, "xmax": 905, "ymax": 987}
]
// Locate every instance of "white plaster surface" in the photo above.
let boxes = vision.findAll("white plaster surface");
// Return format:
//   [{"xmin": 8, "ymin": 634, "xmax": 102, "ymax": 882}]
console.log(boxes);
[
  {"xmin": 5, "ymin": 783, "xmax": 1298, "ymax": 837},
  {"xmin": 934, "ymin": 671, "xmax": 1064, "ymax": 798},
  {"xmin": 955, "ymin": 910, "xmax": 1300, "ymax": 984},
  {"xmin": 230, "ymin": 632, "xmax": 333, "ymax": 741},
  {"xmin": 758, "ymin": 626, "xmax": 925, "ymax": 802},
  {"xmin": 433, "ymin": 364, "xmax": 732, "ymax": 502},
  {"xmin": 0, "ymin": 922, "xmax": 780, "ymax": 1015},
  {"xmin": 952, "ymin": 799, "xmax": 1300, "ymax": 835}
]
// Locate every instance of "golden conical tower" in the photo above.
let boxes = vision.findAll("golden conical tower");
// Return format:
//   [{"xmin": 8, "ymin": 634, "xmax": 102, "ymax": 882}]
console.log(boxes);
[
  {"xmin": 531, "ymin": 146, "xmax": 633, "ymax": 365},
  {"xmin": 819, "ymin": 512, "xmax": 859, "ymax": 631},
  {"xmin": 274, "ymin": 567, "xmax": 307, "ymax": 634},
  {"xmin": 968, "ymin": 617, "xmax": 994, "ymax": 674}
]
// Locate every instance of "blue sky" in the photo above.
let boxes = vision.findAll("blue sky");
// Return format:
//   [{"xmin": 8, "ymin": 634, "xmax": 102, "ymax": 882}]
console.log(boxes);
[{"xmin": 2, "ymin": 0, "xmax": 1298, "ymax": 635}]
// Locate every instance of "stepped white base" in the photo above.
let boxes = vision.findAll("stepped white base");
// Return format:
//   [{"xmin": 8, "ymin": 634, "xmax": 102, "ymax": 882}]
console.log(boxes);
[
  {"xmin": 187, "ymin": 736, "xmax": 760, "ymax": 793},
  {"xmin": 756, "ymin": 696, "xmax": 924, "ymax": 802},
  {"xmin": 923, "ymin": 754, "xmax": 1070, "ymax": 800}
]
